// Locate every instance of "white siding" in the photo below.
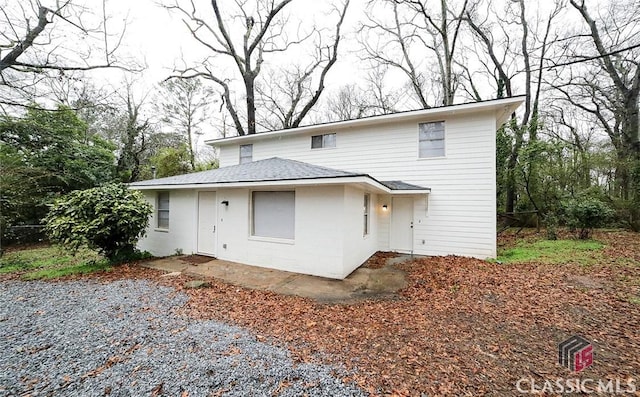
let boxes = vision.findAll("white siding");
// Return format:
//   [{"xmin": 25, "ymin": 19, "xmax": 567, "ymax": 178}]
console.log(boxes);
[
  {"xmin": 218, "ymin": 111, "xmax": 497, "ymax": 258},
  {"xmin": 137, "ymin": 190, "xmax": 198, "ymax": 256}
]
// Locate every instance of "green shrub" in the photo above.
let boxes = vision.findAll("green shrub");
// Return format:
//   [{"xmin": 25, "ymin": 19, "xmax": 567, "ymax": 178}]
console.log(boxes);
[
  {"xmin": 545, "ymin": 213, "xmax": 559, "ymax": 240},
  {"xmin": 44, "ymin": 184, "xmax": 152, "ymax": 262},
  {"xmin": 563, "ymin": 197, "xmax": 615, "ymax": 239}
]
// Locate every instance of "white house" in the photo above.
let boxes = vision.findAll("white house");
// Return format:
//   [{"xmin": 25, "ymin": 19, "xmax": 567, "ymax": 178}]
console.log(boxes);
[{"xmin": 130, "ymin": 97, "xmax": 524, "ymax": 279}]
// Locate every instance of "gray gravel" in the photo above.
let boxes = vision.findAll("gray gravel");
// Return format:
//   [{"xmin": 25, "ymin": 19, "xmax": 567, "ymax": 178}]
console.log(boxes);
[{"xmin": 0, "ymin": 279, "xmax": 365, "ymax": 397}]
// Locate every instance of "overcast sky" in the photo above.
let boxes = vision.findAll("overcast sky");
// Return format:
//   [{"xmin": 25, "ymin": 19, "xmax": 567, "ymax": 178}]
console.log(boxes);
[{"xmin": 101, "ymin": 0, "xmax": 368, "ymax": 92}]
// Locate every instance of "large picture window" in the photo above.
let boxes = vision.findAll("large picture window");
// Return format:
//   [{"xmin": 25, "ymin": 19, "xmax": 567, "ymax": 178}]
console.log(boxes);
[
  {"xmin": 157, "ymin": 192, "xmax": 170, "ymax": 229},
  {"xmin": 419, "ymin": 121, "xmax": 445, "ymax": 158},
  {"xmin": 252, "ymin": 191, "xmax": 295, "ymax": 240}
]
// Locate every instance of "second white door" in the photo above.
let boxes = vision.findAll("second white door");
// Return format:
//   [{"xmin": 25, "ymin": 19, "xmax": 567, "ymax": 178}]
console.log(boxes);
[
  {"xmin": 197, "ymin": 191, "xmax": 217, "ymax": 256},
  {"xmin": 389, "ymin": 197, "xmax": 414, "ymax": 253}
]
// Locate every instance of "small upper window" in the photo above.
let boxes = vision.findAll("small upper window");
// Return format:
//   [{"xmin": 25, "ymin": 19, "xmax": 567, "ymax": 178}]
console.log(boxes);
[
  {"xmin": 419, "ymin": 121, "xmax": 445, "ymax": 158},
  {"xmin": 157, "ymin": 192, "xmax": 170, "ymax": 229},
  {"xmin": 240, "ymin": 144, "xmax": 253, "ymax": 164},
  {"xmin": 311, "ymin": 133, "xmax": 336, "ymax": 149}
]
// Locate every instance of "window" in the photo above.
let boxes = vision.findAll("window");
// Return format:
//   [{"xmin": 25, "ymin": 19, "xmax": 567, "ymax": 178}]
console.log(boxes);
[
  {"xmin": 363, "ymin": 194, "xmax": 370, "ymax": 236},
  {"xmin": 311, "ymin": 133, "xmax": 336, "ymax": 149},
  {"xmin": 252, "ymin": 191, "xmax": 295, "ymax": 240},
  {"xmin": 157, "ymin": 192, "xmax": 170, "ymax": 229},
  {"xmin": 419, "ymin": 121, "xmax": 445, "ymax": 158},
  {"xmin": 240, "ymin": 144, "xmax": 253, "ymax": 164}
]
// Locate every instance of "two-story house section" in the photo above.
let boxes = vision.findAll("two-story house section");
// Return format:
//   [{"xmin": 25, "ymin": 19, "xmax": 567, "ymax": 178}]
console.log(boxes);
[{"xmin": 130, "ymin": 96, "xmax": 524, "ymax": 279}]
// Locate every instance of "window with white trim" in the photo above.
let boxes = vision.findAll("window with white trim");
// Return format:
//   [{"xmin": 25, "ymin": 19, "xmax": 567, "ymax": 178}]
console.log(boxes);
[
  {"xmin": 157, "ymin": 192, "xmax": 170, "ymax": 229},
  {"xmin": 239, "ymin": 144, "xmax": 253, "ymax": 164},
  {"xmin": 363, "ymin": 193, "xmax": 370, "ymax": 236},
  {"xmin": 252, "ymin": 191, "xmax": 295, "ymax": 240},
  {"xmin": 419, "ymin": 121, "xmax": 445, "ymax": 158},
  {"xmin": 311, "ymin": 133, "xmax": 336, "ymax": 149}
]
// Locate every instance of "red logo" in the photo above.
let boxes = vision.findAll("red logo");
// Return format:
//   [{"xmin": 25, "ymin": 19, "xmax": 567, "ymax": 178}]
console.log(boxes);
[{"xmin": 558, "ymin": 336, "xmax": 593, "ymax": 372}]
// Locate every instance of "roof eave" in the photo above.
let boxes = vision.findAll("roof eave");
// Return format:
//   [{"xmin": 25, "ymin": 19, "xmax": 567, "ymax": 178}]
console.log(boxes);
[
  {"xmin": 129, "ymin": 175, "xmax": 430, "ymax": 195},
  {"xmin": 206, "ymin": 96, "xmax": 525, "ymax": 146},
  {"xmin": 389, "ymin": 189, "xmax": 431, "ymax": 195},
  {"xmin": 130, "ymin": 175, "xmax": 386, "ymax": 192}
]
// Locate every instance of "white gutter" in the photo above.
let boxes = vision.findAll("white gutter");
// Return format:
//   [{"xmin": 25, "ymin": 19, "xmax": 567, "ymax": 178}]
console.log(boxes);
[{"xmin": 130, "ymin": 175, "xmax": 430, "ymax": 195}]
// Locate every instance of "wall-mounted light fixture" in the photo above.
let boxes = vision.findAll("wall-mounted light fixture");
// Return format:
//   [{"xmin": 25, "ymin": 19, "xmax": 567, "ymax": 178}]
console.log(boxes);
[
  {"xmin": 221, "ymin": 200, "xmax": 229, "ymax": 207},
  {"xmin": 382, "ymin": 204, "xmax": 388, "ymax": 211}
]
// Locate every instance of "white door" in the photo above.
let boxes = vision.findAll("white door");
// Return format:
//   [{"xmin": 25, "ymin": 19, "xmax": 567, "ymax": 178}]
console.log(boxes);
[
  {"xmin": 197, "ymin": 191, "xmax": 217, "ymax": 256},
  {"xmin": 390, "ymin": 197, "xmax": 414, "ymax": 253}
]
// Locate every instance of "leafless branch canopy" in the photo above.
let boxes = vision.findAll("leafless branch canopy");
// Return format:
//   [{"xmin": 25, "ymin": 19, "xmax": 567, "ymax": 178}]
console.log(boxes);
[
  {"xmin": 359, "ymin": 0, "xmax": 469, "ymax": 108},
  {"xmin": 168, "ymin": 0, "xmax": 350, "ymax": 135},
  {"xmin": 0, "ymin": 0, "xmax": 136, "ymax": 112}
]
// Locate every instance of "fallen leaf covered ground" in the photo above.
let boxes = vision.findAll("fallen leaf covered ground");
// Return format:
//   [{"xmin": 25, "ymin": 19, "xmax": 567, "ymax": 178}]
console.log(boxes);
[{"xmin": 19, "ymin": 230, "xmax": 640, "ymax": 396}]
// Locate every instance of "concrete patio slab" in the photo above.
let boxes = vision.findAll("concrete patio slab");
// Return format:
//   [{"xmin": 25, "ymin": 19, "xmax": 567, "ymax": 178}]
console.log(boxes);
[{"xmin": 142, "ymin": 255, "xmax": 410, "ymax": 302}]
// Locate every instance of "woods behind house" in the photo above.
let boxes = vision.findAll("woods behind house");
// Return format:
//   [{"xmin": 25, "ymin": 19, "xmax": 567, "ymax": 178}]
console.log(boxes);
[{"xmin": 1, "ymin": 0, "xmax": 639, "ymax": 244}]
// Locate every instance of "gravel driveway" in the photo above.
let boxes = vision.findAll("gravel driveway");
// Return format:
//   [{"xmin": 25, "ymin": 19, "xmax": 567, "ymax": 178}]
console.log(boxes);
[{"xmin": 0, "ymin": 279, "xmax": 364, "ymax": 396}]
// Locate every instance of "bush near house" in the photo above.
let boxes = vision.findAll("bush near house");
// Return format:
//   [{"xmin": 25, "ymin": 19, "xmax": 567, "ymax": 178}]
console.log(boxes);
[{"xmin": 44, "ymin": 184, "xmax": 152, "ymax": 262}]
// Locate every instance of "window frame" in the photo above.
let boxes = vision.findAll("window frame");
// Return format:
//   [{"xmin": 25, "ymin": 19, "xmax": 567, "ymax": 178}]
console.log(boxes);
[
  {"xmin": 239, "ymin": 144, "xmax": 253, "ymax": 164},
  {"xmin": 250, "ymin": 190, "xmax": 296, "ymax": 242},
  {"xmin": 418, "ymin": 121, "xmax": 446, "ymax": 159},
  {"xmin": 363, "ymin": 193, "xmax": 370, "ymax": 236},
  {"xmin": 156, "ymin": 191, "xmax": 170, "ymax": 230},
  {"xmin": 311, "ymin": 133, "xmax": 336, "ymax": 149}
]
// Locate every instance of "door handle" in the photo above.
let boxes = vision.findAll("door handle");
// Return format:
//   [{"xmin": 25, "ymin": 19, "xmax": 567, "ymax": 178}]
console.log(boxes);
[
  {"xmin": 410, "ymin": 221, "xmax": 413, "ymax": 229},
  {"xmin": 213, "ymin": 226, "xmax": 216, "ymax": 233}
]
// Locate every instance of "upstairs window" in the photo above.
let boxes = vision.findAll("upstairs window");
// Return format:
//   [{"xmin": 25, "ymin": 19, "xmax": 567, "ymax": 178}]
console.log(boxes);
[
  {"xmin": 240, "ymin": 144, "xmax": 253, "ymax": 164},
  {"xmin": 311, "ymin": 133, "xmax": 336, "ymax": 149},
  {"xmin": 419, "ymin": 121, "xmax": 445, "ymax": 158},
  {"xmin": 157, "ymin": 192, "xmax": 170, "ymax": 229}
]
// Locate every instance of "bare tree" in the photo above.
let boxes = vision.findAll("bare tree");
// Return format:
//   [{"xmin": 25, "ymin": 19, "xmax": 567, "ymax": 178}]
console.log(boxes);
[
  {"xmin": 0, "ymin": 0, "xmax": 132, "ymax": 111},
  {"xmin": 463, "ymin": 0, "xmax": 563, "ymax": 213},
  {"xmin": 321, "ymin": 67, "xmax": 402, "ymax": 122},
  {"xmin": 256, "ymin": 1, "xmax": 349, "ymax": 130},
  {"xmin": 166, "ymin": 0, "xmax": 349, "ymax": 135},
  {"xmin": 157, "ymin": 78, "xmax": 214, "ymax": 170},
  {"xmin": 552, "ymin": 0, "xmax": 640, "ymax": 204},
  {"xmin": 359, "ymin": 0, "xmax": 468, "ymax": 108},
  {"xmin": 323, "ymin": 84, "xmax": 372, "ymax": 122}
]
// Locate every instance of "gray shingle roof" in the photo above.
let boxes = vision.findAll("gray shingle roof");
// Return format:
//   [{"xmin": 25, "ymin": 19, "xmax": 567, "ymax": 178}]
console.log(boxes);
[
  {"xmin": 129, "ymin": 157, "xmax": 430, "ymax": 192},
  {"xmin": 379, "ymin": 180, "xmax": 428, "ymax": 191},
  {"xmin": 129, "ymin": 157, "xmax": 365, "ymax": 187}
]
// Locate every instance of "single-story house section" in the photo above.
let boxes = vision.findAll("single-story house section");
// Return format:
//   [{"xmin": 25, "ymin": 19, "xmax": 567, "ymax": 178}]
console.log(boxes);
[
  {"xmin": 130, "ymin": 157, "xmax": 429, "ymax": 279},
  {"xmin": 130, "ymin": 97, "xmax": 524, "ymax": 279}
]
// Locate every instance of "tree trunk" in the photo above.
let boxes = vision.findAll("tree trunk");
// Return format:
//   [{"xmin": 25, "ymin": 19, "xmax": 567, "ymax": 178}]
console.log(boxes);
[
  {"xmin": 505, "ymin": 123, "xmax": 525, "ymax": 213},
  {"xmin": 187, "ymin": 125, "xmax": 196, "ymax": 170},
  {"xmin": 246, "ymin": 74, "xmax": 256, "ymax": 135}
]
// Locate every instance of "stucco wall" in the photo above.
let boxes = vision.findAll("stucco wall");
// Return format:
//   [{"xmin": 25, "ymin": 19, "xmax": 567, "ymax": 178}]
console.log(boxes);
[
  {"xmin": 341, "ymin": 186, "xmax": 379, "ymax": 276},
  {"xmin": 137, "ymin": 189, "xmax": 197, "ymax": 257},
  {"xmin": 216, "ymin": 185, "xmax": 347, "ymax": 278},
  {"xmin": 137, "ymin": 185, "xmax": 378, "ymax": 279}
]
